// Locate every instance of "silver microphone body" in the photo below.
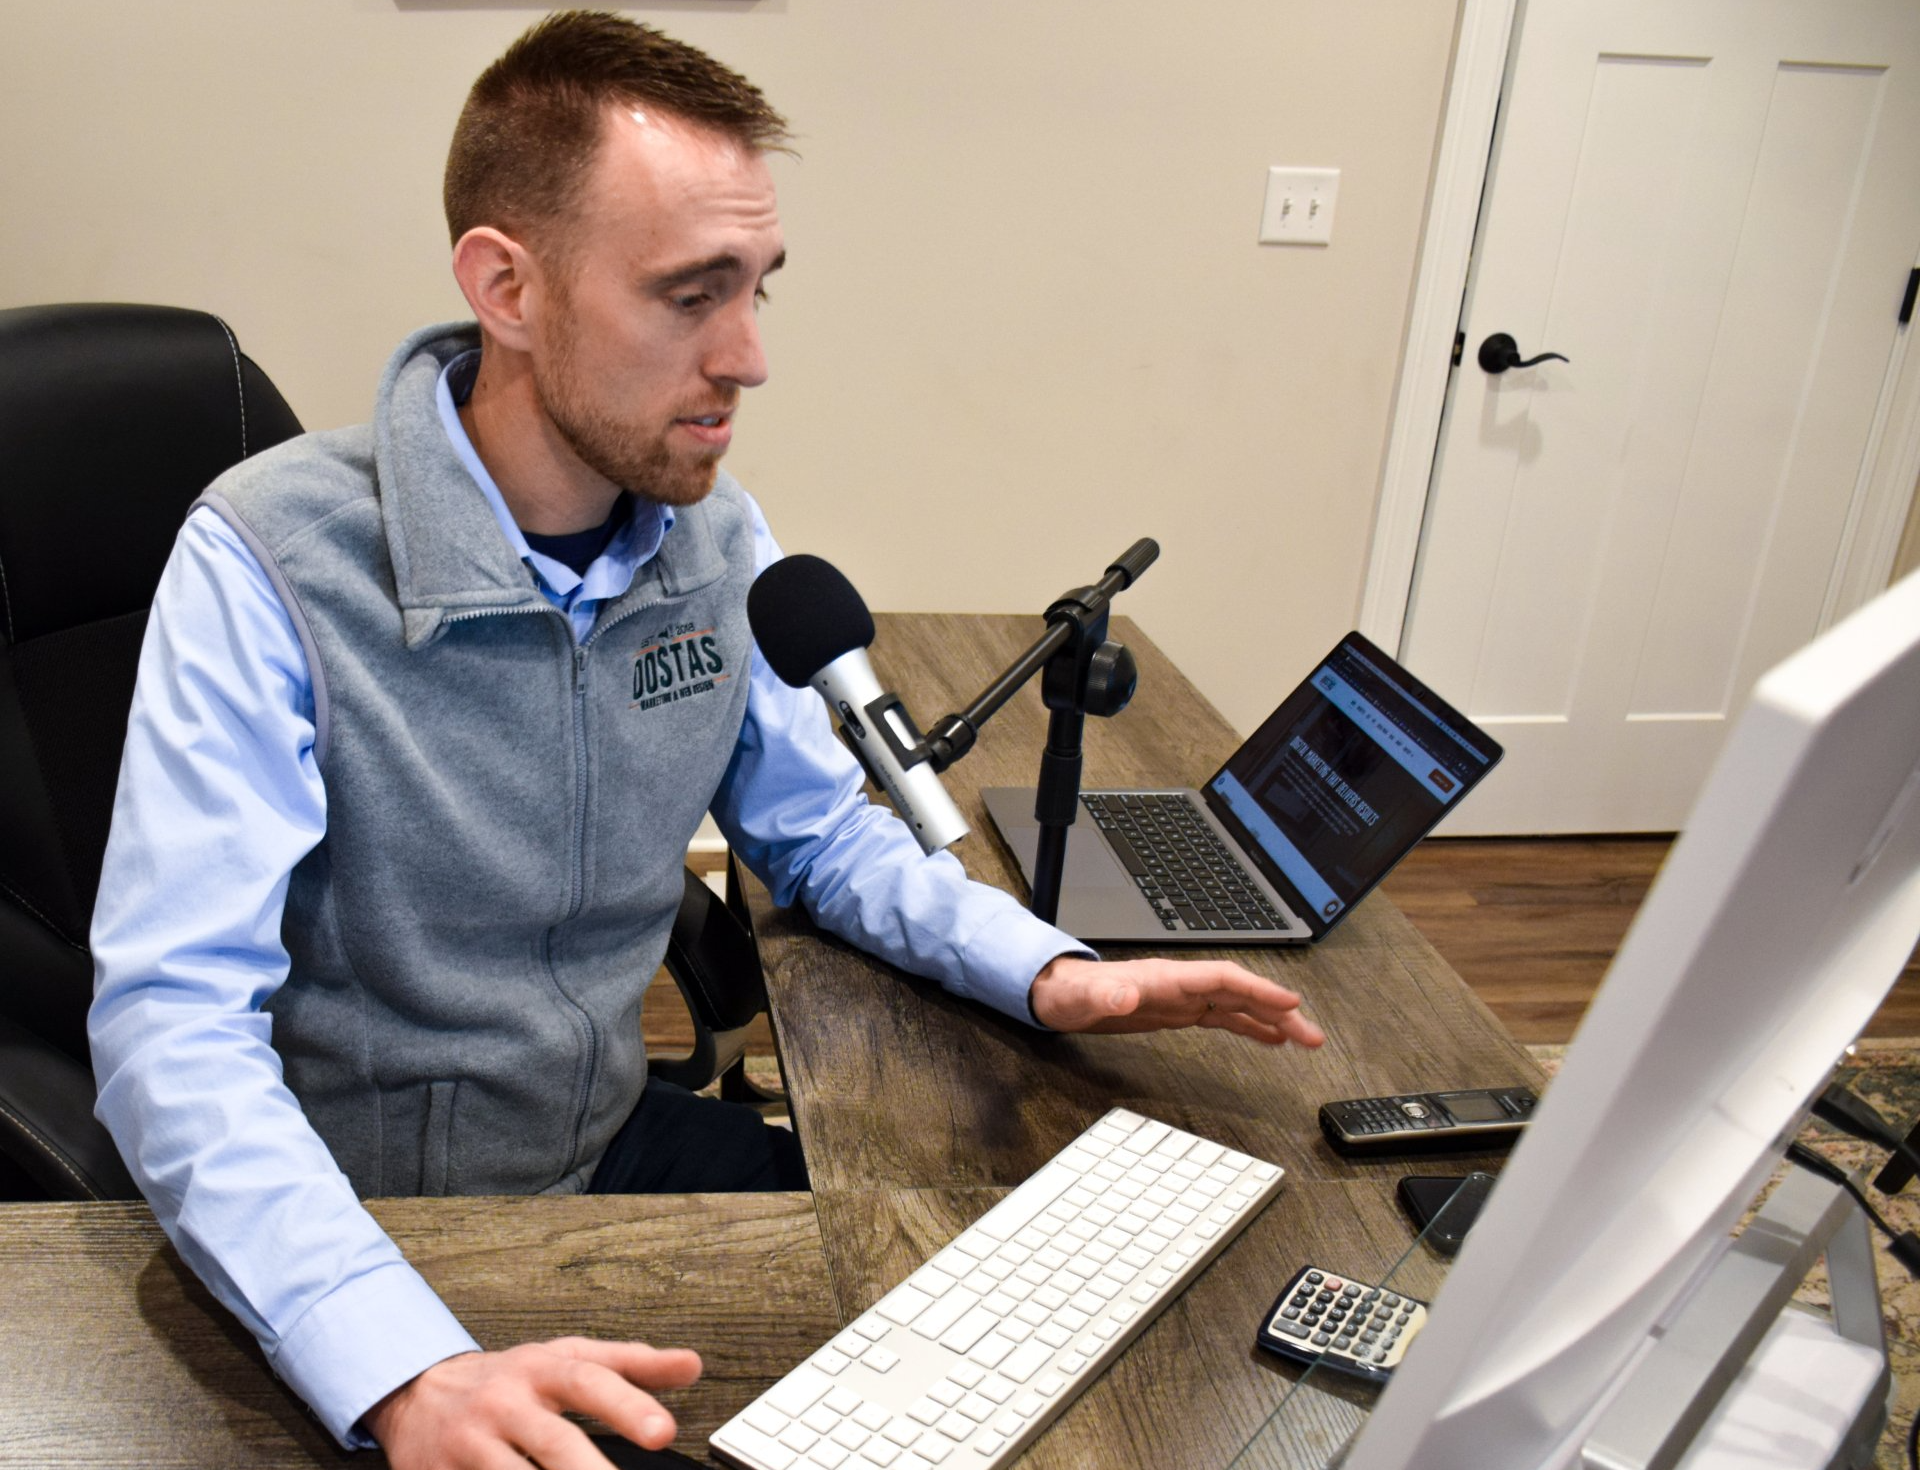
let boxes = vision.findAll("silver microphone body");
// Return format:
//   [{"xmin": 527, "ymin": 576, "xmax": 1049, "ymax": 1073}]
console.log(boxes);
[{"xmin": 811, "ymin": 647, "xmax": 970, "ymax": 854}]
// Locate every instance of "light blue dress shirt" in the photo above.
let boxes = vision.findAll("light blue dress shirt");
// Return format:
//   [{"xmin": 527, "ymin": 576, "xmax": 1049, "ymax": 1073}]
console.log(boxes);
[{"xmin": 88, "ymin": 355, "xmax": 1082, "ymax": 1447}]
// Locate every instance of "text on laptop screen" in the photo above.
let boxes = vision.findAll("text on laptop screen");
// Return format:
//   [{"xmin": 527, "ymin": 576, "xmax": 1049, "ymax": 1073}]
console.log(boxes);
[{"xmin": 1206, "ymin": 638, "xmax": 1496, "ymax": 922}]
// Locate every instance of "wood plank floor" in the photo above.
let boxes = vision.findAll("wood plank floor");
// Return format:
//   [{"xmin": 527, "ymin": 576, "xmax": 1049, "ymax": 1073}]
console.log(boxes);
[
  {"xmin": 1380, "ymin": 836, "xmax": 1920, "ymax": 1044},
  {"xmin": 651, "ymin": 839, "xmax": 1920, "ymax": 1056}
]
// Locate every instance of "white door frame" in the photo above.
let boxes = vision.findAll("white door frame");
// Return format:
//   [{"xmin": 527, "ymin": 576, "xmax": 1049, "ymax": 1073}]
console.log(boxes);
[{"xmin": 1359, "ymin": 0, "xmax": 1920, "ymax": 656}]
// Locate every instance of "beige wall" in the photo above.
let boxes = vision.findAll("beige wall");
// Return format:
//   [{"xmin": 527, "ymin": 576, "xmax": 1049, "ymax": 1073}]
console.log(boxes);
[{"xmin": 1, "ymin": 1, "xmax": 1460, "ymax": 739}]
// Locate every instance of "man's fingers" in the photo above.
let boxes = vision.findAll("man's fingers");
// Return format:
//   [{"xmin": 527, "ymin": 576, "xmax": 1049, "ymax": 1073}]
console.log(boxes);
[
  {"xmin": 558, "ymin": 1340, "xmax": 704, "ymax": 1391},
  {"xmin": 540, "ymin": 1342, "xmax": 702, "ymax": 1450},
  {"xmin": 539, "ymin": 1359, "xmax": 679, "ymax": 1450},
  {"xmin": 512, "ymin": 1411, "xmax": 622, "ymax": 1470}
]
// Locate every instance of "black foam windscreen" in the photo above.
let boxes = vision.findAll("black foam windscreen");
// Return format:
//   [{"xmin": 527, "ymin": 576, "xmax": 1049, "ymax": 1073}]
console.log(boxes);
[{"xmin": 747, "ymin": 554, "xmax": 877, "ymax": 688}]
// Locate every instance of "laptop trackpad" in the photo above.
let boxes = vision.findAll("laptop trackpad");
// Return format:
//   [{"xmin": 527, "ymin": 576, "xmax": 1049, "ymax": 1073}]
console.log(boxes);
[{"xmin": 995, "ymin": 812, "xmax": 1137, "ymax": 892}]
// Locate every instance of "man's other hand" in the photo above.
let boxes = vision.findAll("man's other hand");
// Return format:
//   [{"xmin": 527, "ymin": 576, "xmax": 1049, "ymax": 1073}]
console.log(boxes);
[
  {"xmin": 1029, "ymin": 956, "xmax": 1326, "ymax": 1048},
  {"xmin": 365, "ymin": 1337, "xmax": 702, "ymax": 1469}
]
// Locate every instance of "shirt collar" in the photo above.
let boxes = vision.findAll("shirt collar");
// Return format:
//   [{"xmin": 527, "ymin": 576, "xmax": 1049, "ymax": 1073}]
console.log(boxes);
[{"xmin": 435, "ymin": 350, "xmax": 673, "ymax": 601}]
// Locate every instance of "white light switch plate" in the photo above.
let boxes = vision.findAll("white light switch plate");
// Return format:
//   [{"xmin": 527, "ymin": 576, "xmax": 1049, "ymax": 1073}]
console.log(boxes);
[{"xmin": 1260, "ymin": 167, "xmax": 1339, "ymax": 245}]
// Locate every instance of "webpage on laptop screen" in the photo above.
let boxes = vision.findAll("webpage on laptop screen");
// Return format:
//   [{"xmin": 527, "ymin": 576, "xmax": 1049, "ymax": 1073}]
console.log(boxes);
[{"xmin": 1208, "ymin": 641, "xmax": 1494, "ymax": 920}]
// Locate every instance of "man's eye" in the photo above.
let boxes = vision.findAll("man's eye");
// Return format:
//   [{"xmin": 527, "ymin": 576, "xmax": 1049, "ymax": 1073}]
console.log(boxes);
[
  {"xmin": 754, "ymin": 285, "xmax": 771, "ymax": 308},
  {"xmin": 672, "ymin": 292, "xmax": 712, "ymax": 312}
]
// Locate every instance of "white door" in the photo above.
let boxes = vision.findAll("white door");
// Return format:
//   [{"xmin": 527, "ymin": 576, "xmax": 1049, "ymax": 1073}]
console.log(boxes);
[{"xmin": 1403, "ymin": 0, "xmax": 1920, "ymax": 833}]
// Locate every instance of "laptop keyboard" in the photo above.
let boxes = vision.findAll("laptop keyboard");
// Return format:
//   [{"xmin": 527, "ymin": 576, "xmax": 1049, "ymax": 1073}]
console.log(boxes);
[{"xmin": 1082, "ymin": 793, "xmax": 1288, "ymax": 933}]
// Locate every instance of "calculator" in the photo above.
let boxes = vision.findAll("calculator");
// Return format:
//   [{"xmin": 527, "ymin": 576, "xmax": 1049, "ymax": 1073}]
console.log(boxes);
[{"xmin": 1254, "ymin": 1266, "xmax": 1430, "ymax": 1382}]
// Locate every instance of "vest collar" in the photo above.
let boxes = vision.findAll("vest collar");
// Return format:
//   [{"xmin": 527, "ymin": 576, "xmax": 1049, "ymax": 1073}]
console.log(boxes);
[{"xmin": 373, "ymin": 323, "xmax": 729, "ymax": 649}]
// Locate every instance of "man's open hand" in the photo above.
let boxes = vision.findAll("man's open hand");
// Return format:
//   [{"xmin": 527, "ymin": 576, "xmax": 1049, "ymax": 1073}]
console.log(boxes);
[
  {"xmin": 365, "ymin": 1337, "xmax": 702, "ymax": 1470},
  {"xmin": 1029, "ymin": 955, "xmax": 1326, "ymax": 1048}
]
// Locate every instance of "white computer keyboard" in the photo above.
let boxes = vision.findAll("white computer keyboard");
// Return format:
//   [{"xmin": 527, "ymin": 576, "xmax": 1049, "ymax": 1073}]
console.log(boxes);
[{"xmin": 709, "ymin": 1109, "xmax": 1286, "ymax": 1470}]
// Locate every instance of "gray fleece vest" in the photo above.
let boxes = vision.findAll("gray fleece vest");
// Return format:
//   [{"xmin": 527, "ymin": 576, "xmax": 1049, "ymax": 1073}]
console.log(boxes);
[{"xmin": 198, "ymin": 323, "xmax": 756, "ymax": 1197}]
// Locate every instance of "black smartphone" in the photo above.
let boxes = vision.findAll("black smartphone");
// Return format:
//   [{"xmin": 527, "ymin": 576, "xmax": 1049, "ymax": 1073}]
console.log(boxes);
[
  {"xmin": 1396, "ymin": 1173, "xmax": 1493, "ymax": 1256},
  {"xmin": 588, "ymin": 1436, "xmax": 706, "ymax": 1469}
]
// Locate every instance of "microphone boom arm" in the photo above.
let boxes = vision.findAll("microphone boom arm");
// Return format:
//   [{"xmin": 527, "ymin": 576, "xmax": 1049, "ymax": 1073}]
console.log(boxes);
[{"xmin": 881, "ymin": 538, "xmax": 1159, "ymax": 923}]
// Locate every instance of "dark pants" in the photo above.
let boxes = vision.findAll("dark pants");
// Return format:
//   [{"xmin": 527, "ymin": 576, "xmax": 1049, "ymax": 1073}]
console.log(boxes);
[{"xmin": 587, "ymin": 1078, "xmax": 808, "ymax": 1194}]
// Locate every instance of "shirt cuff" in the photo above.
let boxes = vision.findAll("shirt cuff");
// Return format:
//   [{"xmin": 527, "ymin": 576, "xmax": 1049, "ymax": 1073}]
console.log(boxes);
[
  {"xmin": 958, "ymin": 905, "xmax": 1098, "ymax": 1030},
  {"xmin": 268, "ymin": 1257, "xmax": 482, "ymax": 1449}
]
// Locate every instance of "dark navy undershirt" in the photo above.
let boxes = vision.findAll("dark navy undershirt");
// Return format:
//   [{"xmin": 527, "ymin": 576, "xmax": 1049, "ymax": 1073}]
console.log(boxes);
[{"xmin": 521, "ymin": 494, "xmax": 635, "ymax": 577}]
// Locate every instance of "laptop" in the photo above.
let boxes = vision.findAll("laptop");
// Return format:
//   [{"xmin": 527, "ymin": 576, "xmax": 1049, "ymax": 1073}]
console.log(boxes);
[{"xmin": 982, "ymin": 631, "xmax": 1502, "ymax": 944}]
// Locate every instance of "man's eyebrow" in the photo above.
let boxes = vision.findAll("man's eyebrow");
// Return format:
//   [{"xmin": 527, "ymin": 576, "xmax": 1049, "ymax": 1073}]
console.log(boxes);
[{"xmin": 648, "ymin": 250, "xmax": 787, "ymax": 292}]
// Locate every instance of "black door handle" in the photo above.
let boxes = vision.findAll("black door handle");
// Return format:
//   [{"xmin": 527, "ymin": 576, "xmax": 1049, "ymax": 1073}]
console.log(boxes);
[{"xmin": 1477, "ymin": 332, "xmax": 1570, "ymax": 374}]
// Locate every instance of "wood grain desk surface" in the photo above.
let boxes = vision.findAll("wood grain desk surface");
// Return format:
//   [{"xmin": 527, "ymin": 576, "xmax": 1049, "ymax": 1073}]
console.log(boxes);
[
  {"xmin": 742, "ymin": 612, "xmax": 1544, "ymax": 1469},
  {"xmin": 0, "ymin": 613, "xmax": 1540, "ymax": 1469}
]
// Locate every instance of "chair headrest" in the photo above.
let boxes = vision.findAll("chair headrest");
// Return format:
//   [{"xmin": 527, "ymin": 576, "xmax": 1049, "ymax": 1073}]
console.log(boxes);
[{"xmin": 0, "ymin": 303, "xmax": 304, "ymax": 648}]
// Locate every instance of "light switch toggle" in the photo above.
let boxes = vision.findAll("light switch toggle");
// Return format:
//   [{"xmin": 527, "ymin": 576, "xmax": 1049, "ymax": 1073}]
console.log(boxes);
[{"xmin": 1260, "ymin": 167, "xmax": 1339, "ymax": 246}]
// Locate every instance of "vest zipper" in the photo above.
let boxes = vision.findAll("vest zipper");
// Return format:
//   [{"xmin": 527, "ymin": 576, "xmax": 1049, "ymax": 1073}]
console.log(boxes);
[
  {"xmin": 563, "ymin": 639, "xmax": 598, "ymax": 1176},
  {"xmin": 437, "ymin": 591, "xmax": 693, "ymax": 1183}
]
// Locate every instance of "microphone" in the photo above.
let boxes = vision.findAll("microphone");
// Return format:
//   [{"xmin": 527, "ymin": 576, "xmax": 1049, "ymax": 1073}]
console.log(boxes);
[{"xmin": 748, "ymin": 555, "xmax": 971, "ymax": 854}]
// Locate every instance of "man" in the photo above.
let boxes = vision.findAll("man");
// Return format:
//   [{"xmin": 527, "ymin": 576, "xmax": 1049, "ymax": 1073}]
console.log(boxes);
[{"xmin": 88, "ymin": 13, "xmax": 1324, "ymax": 1469}]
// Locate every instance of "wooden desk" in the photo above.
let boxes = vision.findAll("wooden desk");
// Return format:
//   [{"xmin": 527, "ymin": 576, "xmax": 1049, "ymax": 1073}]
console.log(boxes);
[
  {"xmin": 745, "ymin": 613, "xmax": 1545, "ymax": 1468},
  {"xmin": 0, "ymin": 613, "xmax": 1539, "ymax": 1469},
  {"xmin": 0, "ymin": 1195, "xmax": 835, "ymax": 1468}
]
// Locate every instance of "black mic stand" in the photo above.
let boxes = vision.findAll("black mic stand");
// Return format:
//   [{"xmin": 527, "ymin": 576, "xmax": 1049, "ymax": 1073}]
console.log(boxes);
[{"xmin": 908, "ymin": 539, "xmax": 1159, "ymax": 924}]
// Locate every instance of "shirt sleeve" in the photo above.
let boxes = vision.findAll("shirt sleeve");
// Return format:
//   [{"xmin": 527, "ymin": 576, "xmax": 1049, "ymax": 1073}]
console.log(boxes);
[
  {"xmin": 710, "ymin": 495, "xmax": 1094, "ymax": 1022},
  {"xmin": 87, "ymin": 507, "xmax": 479, "ymax": 1448}
]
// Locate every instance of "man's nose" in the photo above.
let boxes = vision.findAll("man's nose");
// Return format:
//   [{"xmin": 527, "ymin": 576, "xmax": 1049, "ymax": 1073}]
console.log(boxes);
[{"xmin": 709, "ymin": 299, "xmax": 769, "ymax": 390}]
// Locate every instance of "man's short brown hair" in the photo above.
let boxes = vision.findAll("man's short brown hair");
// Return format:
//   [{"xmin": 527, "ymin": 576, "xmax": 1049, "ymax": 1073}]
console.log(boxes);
[{"xmin": 443, "ymin": 10, "xmax": 789, "ymax": 249}]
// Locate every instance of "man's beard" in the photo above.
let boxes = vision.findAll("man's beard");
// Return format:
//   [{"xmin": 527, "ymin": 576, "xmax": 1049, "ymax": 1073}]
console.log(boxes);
[
  {"xmin": 533, "ymin": 312, "xmax": 727, "ymax": 508},
  {"xmin": 539, "ymin": 378, "xmax": 720, "ymax": 508}
]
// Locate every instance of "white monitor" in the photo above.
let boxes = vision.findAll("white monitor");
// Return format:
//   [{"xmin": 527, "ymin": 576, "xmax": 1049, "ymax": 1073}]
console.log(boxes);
[{"xmin": 1343, "ymin": 570, "xmax": 1920, "ymax": 1470}]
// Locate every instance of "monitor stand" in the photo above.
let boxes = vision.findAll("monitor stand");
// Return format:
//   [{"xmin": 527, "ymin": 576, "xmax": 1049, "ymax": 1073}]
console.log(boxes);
[
  {"xmin": 1236, "ymin": 1164, "xmax": 1890, "ymax": 1470},
  {"xmin": 1584, "ymin": 1165, "xmax": 1888, "ymax": 1470}
]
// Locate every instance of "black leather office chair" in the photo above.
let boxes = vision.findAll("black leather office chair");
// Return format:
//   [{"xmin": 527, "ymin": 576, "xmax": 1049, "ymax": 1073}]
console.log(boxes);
[
  {"xmin": 0, "ymin": 303, "xmax": 305, "ymax": 1200},
  {"xmin": 0, "ymin": 302, "xmax": 769, "ymax": 1203}
]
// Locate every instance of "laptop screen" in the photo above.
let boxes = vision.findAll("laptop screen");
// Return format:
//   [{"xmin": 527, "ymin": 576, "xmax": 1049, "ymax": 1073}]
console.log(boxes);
[{"xmin": 1204, "ymin": 633, "xmax": 1501, "ymax": 927}]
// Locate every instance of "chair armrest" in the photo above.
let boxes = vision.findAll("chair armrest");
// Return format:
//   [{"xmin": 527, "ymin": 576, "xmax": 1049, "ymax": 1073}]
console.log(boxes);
[
  {"xmin": 664, "ymin": 866, "xmax": 767, "ymax": 1033},
  {"xmin": 651, "ymin": 866, "xmax": 770, "ymax": 1094},
  {"xmin": 0, "ymin": 1014, "xmax": 140, "ymax": 1200}
]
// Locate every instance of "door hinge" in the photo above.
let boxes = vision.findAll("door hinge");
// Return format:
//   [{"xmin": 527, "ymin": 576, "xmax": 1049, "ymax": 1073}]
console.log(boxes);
[
  {"xmin": 1902, "ymin": 267, "xmax": 1919, "ymax": 327},
  {"xmin": 1452, "ymin": 330, "xmax": 1465, "ymax": 366}
]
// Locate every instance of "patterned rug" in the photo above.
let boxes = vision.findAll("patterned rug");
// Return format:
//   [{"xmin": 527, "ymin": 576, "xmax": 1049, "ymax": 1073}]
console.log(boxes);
[{"xmin": 1529, "ymin": 1039, "xmax": 1919, "ymax": 1468}]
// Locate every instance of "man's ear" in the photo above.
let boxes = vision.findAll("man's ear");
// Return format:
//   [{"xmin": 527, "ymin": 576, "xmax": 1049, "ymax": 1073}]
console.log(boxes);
[{"xmin": 451, "ymin": 226, "xmax": 541, "ymax": 353}]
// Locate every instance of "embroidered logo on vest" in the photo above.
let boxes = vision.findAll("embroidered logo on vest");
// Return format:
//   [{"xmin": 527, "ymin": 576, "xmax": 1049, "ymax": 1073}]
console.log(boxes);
[{"xmin": 632, "ymin": 619, "xmax": 731, "ymax": 709}]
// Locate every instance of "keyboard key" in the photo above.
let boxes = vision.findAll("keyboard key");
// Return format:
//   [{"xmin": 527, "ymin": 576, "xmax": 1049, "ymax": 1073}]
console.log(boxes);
[
  {"xmin": 972, "ymin": 1164, "xmax": 1078, "ymax": 1242},
  {"xmin": 938, "ymin": 1307, "xmax": 1000, "ymax": 1354},
  {"xmin": 876, "ymin": 1285, "xmax": 933, "ymax": 1328},
  {"xmin": 718, "ymin": 1423, "xmax": 799, "ymax": 1469},
  {"xmin": 767, "ymin": 1367, "xmax": 837, "ymax": 1418},
  {"xmin": 968, "ymin": 1333, "xmax": 1016, "ymax": 1369},
  {"xmin": 913, "ymin": 1287, "xmax": 983, "ymax": 1341},
  {"xmin": 998, "ymin": 1340, "xmax": 1052, "ymax": 1383},
  {"xmin": 744, "ymin": 1403, "xmax": 788, "ymax": 1436}
]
